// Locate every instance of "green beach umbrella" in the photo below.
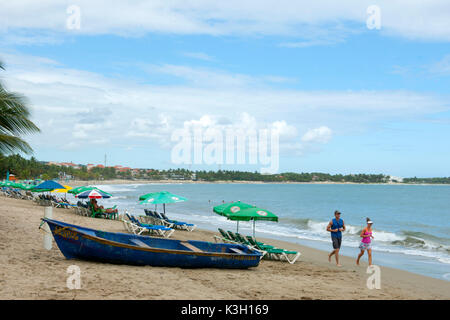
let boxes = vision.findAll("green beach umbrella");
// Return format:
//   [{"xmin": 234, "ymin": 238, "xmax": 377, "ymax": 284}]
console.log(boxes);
[
  {"xmin": 213, "ymin": 201, "xmax": 254, "ymax": 216},
  {"xmin": 139, "ymin": 191, "xmax": 187, "ymax": 213},
  {"xmin": 1, "ymin": 181, "xmax": 21, "ymax": 188},
  {"xmin": 139, "ymin": 191, "xmax": 187, "ymax": 204},
  {"xmin": 213, "ymin": 201, "xmax": 278, "ymax": 237},
  {"xmin": 21, "ymin": 185, "xmax": 36, "ymax": 191},
  {"xmin": 16, "ymin": 183, "xmax": 34, "ymax": 190}
]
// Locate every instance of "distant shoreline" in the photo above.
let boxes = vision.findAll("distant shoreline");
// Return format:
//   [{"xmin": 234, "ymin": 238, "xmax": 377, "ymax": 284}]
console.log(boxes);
[{"xmin": 67, "ymin": 179, "xmax": 450, "ymax": 187}]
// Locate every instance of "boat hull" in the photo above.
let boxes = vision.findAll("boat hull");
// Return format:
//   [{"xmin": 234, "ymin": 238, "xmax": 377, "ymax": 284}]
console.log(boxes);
[{"xmin": 43, "ymin": 218, "xmax": 261, "ymax": 269}]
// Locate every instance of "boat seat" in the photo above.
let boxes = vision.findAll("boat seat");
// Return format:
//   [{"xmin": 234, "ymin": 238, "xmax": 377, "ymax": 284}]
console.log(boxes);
[
  {"xmin": 180, "ymin": 241, "xmax": 203, "ymax": 252},
  {"xmin": 130, "ymin": 239, "xmax": 152, "ymax": 248},
  {"xmin": 229, "ymin": 247, "xmax": 246, "ymax": 255}
]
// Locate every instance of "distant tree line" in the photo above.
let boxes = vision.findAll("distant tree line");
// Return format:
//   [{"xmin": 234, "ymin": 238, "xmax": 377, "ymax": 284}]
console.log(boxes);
[
  {"xmin": 1, "ymin": 154, "xmax": 449, "ymax": 184},
  {"xmin": 403, "ymin": 177, "xmax": 450, "ymax": 184}
]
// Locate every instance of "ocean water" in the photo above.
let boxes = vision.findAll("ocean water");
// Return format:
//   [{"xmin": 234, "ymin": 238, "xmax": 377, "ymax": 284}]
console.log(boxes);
[{"xmin": 71, "ymin": 183, "xmax": 450, "ymax": 280}]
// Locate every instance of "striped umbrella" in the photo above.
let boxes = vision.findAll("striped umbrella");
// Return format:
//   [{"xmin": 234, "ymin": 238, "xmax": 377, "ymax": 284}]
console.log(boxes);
[
  {"xmin": 76, "ymin": 189, "xmax": 111, "ymax": 199},
  {"xmin": 69, "ymin": 186, "xmax": 112, "ymax": 197}
]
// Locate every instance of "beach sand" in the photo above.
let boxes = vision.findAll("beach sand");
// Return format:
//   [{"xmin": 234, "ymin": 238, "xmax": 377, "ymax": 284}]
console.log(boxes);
[{"xmin": 0, "ymin": 196, "xmax": 449, "ymax": 300}]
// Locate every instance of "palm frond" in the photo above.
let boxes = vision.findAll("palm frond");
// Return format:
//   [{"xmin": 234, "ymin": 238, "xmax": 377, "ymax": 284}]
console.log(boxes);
[
  {"xmin": 0, "ymin": 88, "xmax": 40, "ymax": 135},
  {"xmin": 0, "ymin": 133, "xmax": 33, "ymax": 155},
  {"xmin": 0, "ymin": 60, "xmax": 40, "ymax": 155}
]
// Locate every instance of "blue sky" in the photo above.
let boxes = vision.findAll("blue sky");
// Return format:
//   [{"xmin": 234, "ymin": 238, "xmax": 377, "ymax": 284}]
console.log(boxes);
[{"xmin": 1, "ymin": 1, "xmax": 449, "ymax": 177}]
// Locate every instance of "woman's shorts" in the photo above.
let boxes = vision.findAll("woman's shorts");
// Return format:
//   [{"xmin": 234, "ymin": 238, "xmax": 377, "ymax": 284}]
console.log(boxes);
[{"xmin": 359, "ymin": 242, "xmax": 372, "ymax": 251}]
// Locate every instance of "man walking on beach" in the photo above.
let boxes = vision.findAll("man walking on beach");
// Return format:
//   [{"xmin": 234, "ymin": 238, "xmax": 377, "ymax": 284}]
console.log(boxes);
[{"xmin": 327, "ymin": 210, "xmax": 345, "ymax": 267}]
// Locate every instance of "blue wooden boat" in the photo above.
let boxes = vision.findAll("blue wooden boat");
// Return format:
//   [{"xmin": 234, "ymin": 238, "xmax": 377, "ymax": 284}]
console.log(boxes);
[{"xmin": 42, "ymin": 218, "xmax": 262, "ymax": 268}]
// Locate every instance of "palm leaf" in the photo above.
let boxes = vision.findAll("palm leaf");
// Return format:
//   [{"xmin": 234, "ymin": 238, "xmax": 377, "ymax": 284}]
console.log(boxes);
[
  {"xmin": 0, "ymin": 133, "xmax": 33, "ymax": 154},
  {"xmin": 0, "ymin": 89, "xmax": 40, "ymax": 135},
  {"xmin": 0, "ymin": 61, "xmax": 40, "ymax": 155}
]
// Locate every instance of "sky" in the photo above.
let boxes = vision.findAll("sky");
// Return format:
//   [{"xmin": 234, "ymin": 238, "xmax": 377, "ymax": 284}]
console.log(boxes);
[{"xmin": 0, "ymin": 1, "xmax": 449, "ymax": 177}]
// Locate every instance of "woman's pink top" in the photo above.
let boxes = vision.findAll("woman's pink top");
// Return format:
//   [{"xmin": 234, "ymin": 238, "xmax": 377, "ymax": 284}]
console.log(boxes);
[{"xmin": 362, "ymin": 228, "xmax": 372, "ymax": 244}]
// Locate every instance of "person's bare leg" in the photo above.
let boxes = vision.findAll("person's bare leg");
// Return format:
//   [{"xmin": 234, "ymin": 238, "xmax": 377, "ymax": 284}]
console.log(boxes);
[
  {"xmin": 335, "ymin": 249, "xmax": 341, "ymax": 266},
  {"xmin": 356, "ymin": 250, "xmax": 364, "ymax": 265},
  {"xmin": 328, "ymin": 249, "xmax": 336, "ymax": 262},
  {"xmin": 368, "ymin": 249, "xmax": 372, "ymax": 266}
]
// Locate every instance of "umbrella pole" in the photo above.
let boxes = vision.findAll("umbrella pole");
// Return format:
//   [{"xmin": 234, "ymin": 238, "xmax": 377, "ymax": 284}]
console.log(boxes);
[
  {"xmin": 252, "ymin": 220, "xmax": 255, "ymax": 238},
  {"xmin": 236, "ymin": 221, "xmax": 239, "ymax": 233},
  {"xmin": 163, "ymin": 203, "xmax": 166, "ymax": 214}
]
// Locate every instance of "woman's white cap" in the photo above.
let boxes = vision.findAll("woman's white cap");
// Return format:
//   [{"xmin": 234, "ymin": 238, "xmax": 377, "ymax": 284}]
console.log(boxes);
[{"xmin": 367, "ymin": 220, "xmax": 373, "ymax": 224}]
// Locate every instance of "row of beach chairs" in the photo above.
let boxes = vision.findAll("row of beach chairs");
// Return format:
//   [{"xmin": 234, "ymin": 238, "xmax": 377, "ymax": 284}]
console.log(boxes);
[
  {"xmin": 34, "ymin": 194, "xmax": 78, "ymax": 209},
  {"xmin": 123, "ymin": 213, "xmax": 174, "ymax": 238},
  {"xmin": 1, "ymin": 188, "xmax": 33, "ymax": 200},
  {"xmin": 214, "ymin": 228, "xmax": 301, "ymax": 264},
  {"xmin": 143, "ymin": 209, "xmax": 196, "ymax": 232},
  {"xmin": 0, "ymin": 187, "xmax": 119, "ymax": 220},
  {"xmin": 1, "ymin": 188, "xmax": 77, "ymax": 210}
]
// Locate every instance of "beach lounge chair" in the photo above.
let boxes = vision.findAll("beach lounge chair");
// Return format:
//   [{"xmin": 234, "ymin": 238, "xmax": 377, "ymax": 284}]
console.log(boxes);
[
  {"xmin": 122, "ymin": 218, "xmax": 136, "ymax": 234},
  {"xmin": 126, "ymin": 214, "xmax": 174, "ymax": 238},
  {"xmin": 144, "ymin": 210, "xmax": 174, "ymax": 227},
  {"xmin": 88, "ymin": 202, "xmax": 106, "ymax": 218},
  {"xmin": 158, "ymin": 212, "xmax": 196, "ymax": 232},
  {"xmin": 124, "ymin": 214, "xmax": 157, "ymax": 235},
  {"xmin": 75, "ymin": 201, "xmax": 90, "ymax": 216},
  {"xmin": 235, "ymin": 233, "xmax": 254, "ymax": 246},
  {"xmin": 213, "ymin": 228, "xmax": 239, "ymax": 244},
  {"xmin": 246, "ymin": 236, "xmax": 301, "ymax": 264},
  {"xmin": 234, "ymin": 233, "xmax": 267, "ymax": 257},
  {"xmin": 227, "ymin": 230, "xmax": 242, "ymax": 243},
  {"xmin": 88, "ymin": 202, "xmax": 118, "ymax": 220}
]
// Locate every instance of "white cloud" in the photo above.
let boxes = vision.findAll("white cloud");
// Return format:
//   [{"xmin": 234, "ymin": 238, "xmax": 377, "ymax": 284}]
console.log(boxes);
[
  {"xmin": 301, "ymin": 126, "xmax": 333, "ymax": 143},
  {"xmin": 141, "ymin": 63, "xmax": 297, "ymax": 88},
  {"xmin": 1, "ymin": 1, "xmax": 450, "ymax": 42},
  {"xmin": 1, "ymin": 52, "xmax": 448, "ymax": 157}
]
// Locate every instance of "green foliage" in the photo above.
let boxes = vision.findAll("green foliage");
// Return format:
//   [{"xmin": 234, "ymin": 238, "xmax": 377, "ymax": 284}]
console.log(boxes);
[
  {"xmin": 403, "ymin": 177, "xmax": 450, "ymax": 184},
  {"xmin": 1, "ymin": 154, "xmax": 447, "ymax": 184},
  {"xmin": 0, "ymin": 61, "xmax": 40, "ymax": 155}
]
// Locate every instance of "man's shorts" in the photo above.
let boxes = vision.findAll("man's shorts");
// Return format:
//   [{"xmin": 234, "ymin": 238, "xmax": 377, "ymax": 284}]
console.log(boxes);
[{"xmin": 331, "ymin": 236, "xmax": 342, "ymax": 249}]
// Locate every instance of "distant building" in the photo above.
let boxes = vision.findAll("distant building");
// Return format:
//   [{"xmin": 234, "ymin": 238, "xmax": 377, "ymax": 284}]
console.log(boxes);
[
  {"xmin": 389, "ymin": 176, "xmax": 403, "ymax": 183},
  {"xmin": 116, "ymin": 166, "xmax": 131, "ymax": 173}
]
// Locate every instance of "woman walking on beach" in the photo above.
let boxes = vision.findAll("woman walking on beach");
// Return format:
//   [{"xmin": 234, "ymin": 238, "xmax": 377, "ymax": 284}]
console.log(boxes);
[
  {"xmin": 356, "ymin": 218, "xmax": 374, "ymax": 266},
  {"xmin": 327, "ymin": 210, "xmax": 345, "ymax": 267}
]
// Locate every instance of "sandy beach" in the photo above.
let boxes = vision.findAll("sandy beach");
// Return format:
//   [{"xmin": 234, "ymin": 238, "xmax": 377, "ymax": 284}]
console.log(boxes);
[{"xmin": 1, "ymin": 196, "xmax": 449, "ymax": 300}]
